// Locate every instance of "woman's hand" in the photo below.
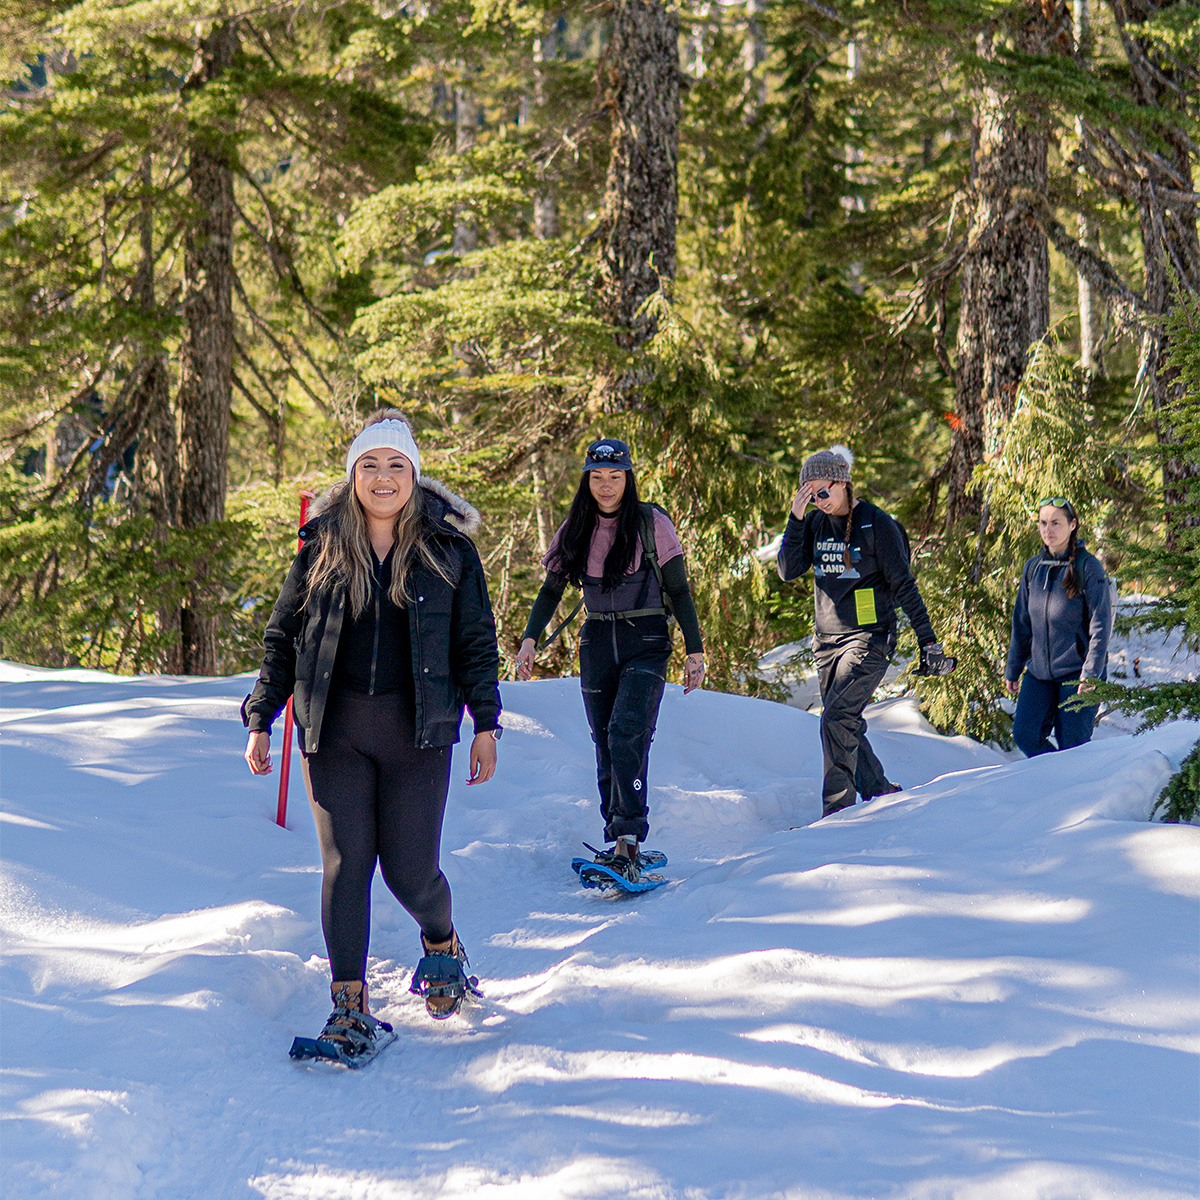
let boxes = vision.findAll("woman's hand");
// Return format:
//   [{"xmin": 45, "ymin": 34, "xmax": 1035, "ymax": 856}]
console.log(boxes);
[
  {"xmin": 1004, "ymin": 678, "xmax": 1020, "ymax": 697},
  {"xmin": 467, "ymin": 731, "xmax": 497, "ymax": 785},
  {"xmin": 1077, "ymin": 677, "xmax": 1097, "ymax": 694},
  {"xmin": 683, "ymin": 653, "xmax": 706, "ymax": 694},
  {"xmin": 791, "ymin": 484, "xmax": 814, "ymax": 520},
  {"xmin": 515, "ymin": 637, "xmax": 537, "ymax": 681},
  {"xmin": 245, "ymin": 731, "xmax": 272, "ymax": 775}
]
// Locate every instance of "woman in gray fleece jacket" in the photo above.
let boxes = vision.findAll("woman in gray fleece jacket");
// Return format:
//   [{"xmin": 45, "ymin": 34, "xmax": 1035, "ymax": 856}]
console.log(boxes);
[{"xmin": 1005, "ymin": 498, "xmax": 1113, "ymax": 757}]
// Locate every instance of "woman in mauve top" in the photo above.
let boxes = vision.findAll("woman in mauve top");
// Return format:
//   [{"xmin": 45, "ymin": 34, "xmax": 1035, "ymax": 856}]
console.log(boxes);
[{"xmin": 516, "ymin": 439, "xmax": 704, "ymax": 886}]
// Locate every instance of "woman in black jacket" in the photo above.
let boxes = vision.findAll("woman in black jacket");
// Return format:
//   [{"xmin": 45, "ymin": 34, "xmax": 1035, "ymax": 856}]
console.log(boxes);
[
  {"xmin": 777, "ymin": 446, "xmax": 951, "ymax": 819},
  {"xmin": 242, "ymin": 410, "xmax": 501, "ymax": 1056},
  {"xmin": 1004, "ymin": 497, "xmax": 1112, "ymax": 756},
  {"xmin": 514, "ymin": 439, "xmax": 705, "ymax": 887}
]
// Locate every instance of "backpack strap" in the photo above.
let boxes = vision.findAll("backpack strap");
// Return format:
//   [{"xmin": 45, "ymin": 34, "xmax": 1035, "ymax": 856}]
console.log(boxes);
[
  {"xmin": 535, "ymin": 594, "xmax": 585, "ymax": 652},
  {"xmin": 639, "ymin": 502, "xmax": 675, "ymax": 621}
]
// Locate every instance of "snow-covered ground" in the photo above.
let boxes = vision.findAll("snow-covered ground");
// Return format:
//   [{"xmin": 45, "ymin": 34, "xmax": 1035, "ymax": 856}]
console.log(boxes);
[{"xmin": 2, "ymin": 663, "xmax": 1198, "ymax": 1199}]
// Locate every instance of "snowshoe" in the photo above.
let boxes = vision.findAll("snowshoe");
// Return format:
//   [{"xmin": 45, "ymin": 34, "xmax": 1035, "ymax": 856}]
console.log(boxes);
[
  {"xmin": 575, "ymin": 841, "xmax": 668, "ymax": 872},
  {"xmin": 409, "ymin": 930, "xmax": 480, "ymax": 1019},
  {"xmin": 572, "ymin": 845, "xmax": 668, "ymax": 894},
  {"xmin": 290, "ymin": 981, "xmax": 396, "ymax": 1068}
]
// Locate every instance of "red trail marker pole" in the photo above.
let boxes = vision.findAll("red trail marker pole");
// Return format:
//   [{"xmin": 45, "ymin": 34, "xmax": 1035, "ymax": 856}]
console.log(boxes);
[{"xmin": 275, "ymin": 491, "xmax": 314, "ymax": 829}]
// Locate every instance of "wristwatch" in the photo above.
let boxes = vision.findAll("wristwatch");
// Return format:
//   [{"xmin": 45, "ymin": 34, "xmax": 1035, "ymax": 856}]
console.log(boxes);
[{"xmin": 488, "ymin": 725, "xmax": 503, "ymax": 741}]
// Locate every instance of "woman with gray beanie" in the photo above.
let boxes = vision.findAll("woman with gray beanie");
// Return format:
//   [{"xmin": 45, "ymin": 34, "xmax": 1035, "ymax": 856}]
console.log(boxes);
[{"xmin": 777, "ymin": 446, "xmax": 952, "ymax": 818}]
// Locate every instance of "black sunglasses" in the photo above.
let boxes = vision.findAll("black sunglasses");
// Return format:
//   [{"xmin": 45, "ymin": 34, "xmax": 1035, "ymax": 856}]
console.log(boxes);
[{"xmin": 813, "ymin": 485, "xmax": 841, "ymax": 500}]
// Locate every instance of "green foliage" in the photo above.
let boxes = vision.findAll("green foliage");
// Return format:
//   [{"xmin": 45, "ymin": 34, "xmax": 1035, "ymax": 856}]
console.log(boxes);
[
  {"xmin": 908, "ymin": 337, "xmax": 1148, "ymax": 743},
  {"xmin": 0, "ymin": 476, "xmax": 252, "ymax": 672},
  {"xmin": 1085, "ymin": 285, "xmax": 1200, "ymax": 785},
  {"xmin": 1152, "ymin": 738, "xmax": 1200, "ymax": 824}
]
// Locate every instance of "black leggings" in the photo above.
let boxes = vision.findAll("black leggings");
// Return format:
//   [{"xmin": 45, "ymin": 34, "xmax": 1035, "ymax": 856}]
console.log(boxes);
[
  {"xmin": 301, "ymin": 688, "xmax": 453, "ymax": 983},
  {"xmin": 579, "ymin": 614, "xmax": 672, "ymax": 843}
]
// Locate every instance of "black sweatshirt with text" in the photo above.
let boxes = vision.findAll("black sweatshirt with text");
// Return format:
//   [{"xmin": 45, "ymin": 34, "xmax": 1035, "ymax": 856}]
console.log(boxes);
[{"xmin": 777, "ymin": 500, "xmax": 936, "ymax": 645}]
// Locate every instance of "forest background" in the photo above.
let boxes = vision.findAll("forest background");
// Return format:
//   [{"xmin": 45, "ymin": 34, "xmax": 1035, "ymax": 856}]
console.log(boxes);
[{"xmin": 1, "ymin": 0, "xmax": 1197, "ymax": 789}]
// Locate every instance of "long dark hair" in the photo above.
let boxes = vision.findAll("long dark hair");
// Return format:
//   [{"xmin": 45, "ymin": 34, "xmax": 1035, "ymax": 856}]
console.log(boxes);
[
  {"xmin": 1042, "ymin": 500, "xmax": 1081, "ymax": 599},
  {"xmin": 557, "ymin": 469, "xmax": 642, "ymax": 590},
  {"xmin": 842, "ymin": 481, "xmax": 856, "ymax": 571},
  {"xmin": 1064, "ymin": 525, "xmax": 1081, "ymax": 599}
]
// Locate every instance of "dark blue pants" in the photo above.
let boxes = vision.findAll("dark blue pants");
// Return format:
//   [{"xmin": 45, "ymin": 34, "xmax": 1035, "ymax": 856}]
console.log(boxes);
[
  {"xmin": 1012, "ymin": 675, "xmax": 1098, "ymax": 757},
  {"xmin": 579, "ymin": 614, "xmax": 672, "ymax": 843}
]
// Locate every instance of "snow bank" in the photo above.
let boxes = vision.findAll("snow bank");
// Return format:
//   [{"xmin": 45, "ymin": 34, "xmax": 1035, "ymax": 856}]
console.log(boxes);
[{"xmin": 1, "ymin": 664, "xmax": 1197, "ymax": 1199}]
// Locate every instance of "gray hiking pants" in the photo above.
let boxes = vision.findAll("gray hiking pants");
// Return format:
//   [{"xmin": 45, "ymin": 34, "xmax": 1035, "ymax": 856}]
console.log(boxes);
[{"xmin": 814, "ymin": 630, "xmax": 892, "ymax": 817}]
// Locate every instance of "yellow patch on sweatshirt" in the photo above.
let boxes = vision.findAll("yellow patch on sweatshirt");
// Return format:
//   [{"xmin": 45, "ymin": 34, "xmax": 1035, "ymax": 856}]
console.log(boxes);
[{"xmin": 855, "ymin": 588, "xmax": 877, "ymax": 625}]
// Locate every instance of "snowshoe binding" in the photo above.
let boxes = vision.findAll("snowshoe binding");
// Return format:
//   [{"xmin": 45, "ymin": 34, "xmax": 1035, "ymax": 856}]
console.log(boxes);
[
  {"xmin": 289, "ymin": 980, "xmax": 396, "ymax": 1068},
  {"xmin": 409, "ymin": 930, "xmax": 480, "ymax": 1019},
  {"xmin": 572, "ymin": 843, "xmax": 668, "ymax": 894}
]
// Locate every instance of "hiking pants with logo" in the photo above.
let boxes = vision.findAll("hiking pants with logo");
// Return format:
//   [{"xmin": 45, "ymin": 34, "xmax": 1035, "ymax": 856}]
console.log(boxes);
[
  {"xmin": 579, "ymin": 613, "xmax": 672, "ymax": 843},
  {"xmin": 814, "ymin": 630, "xmax": 892, "ymax": 817},
  {"xmin": 1012, "ymin": 674, "xmax": 1098, "ymax": 757},
  {"xmin": 301, "ymin": 688, "xmax": 453, "ymax": 983}
]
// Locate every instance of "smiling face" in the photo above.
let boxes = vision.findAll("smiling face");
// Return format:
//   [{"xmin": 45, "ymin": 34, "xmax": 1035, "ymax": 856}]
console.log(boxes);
[
  {"xmin": 589, "ymin": 467, "xmax": 627, "ymax": 515},
  {"xmin": 809, "ymin": 478, "xmax": 851, "ymax": 517},
  {"xmin": 353, "ymin": 450, "xmax": 415, "ymax": 527},
  {"xmin": 1038, "ymin": 504, "xmax": 1077, "ymax": 556}
]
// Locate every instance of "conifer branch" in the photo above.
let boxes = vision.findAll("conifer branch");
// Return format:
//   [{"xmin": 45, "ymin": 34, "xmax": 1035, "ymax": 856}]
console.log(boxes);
[
  {"xmin": 231, "ymin": 272, "xmax": 332, "ymax": 414},
  {"xmin": 1012, "ymin": 190, "xmax": 1150, "ymax": 332},
  {"xmin": 234, "ymin": 173, "xmax": 342, "ymax": 343}
]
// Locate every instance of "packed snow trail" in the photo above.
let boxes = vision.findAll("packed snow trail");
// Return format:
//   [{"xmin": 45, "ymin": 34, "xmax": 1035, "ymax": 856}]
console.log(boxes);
[{"xmin": 1, "ymin": 664, "xmax": 1197, "ymax": 1199}]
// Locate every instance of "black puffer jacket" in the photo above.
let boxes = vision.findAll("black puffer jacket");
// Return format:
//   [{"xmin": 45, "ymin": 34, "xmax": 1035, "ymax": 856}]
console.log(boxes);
[{"xmin": 241, "ymin": 480, "xmax": 501, "ymax": 753}]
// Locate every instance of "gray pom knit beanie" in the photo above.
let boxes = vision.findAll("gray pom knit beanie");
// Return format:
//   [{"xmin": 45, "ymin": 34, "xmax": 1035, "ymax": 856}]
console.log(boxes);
[{"xmin": 800, "ymin": 445, "xmax": 854, "ymax": 484}]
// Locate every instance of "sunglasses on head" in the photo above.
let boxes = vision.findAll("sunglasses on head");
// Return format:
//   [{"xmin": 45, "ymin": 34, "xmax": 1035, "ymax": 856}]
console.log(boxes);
[{"xmin": 1038, "ymin": 496, "xmax": 1075, "ymax": 515}]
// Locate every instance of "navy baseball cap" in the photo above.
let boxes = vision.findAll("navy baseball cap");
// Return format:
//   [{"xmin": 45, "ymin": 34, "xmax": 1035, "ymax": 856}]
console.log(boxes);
[{"xmin": 583, "ymin": 439, "xmax": 633, "ymax": 471}]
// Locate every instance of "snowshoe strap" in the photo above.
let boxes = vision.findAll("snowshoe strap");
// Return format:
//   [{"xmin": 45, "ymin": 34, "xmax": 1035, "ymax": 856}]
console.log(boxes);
[{"xmin": 408, "ymin": 955, "xmax": 480, "ymax": 998}]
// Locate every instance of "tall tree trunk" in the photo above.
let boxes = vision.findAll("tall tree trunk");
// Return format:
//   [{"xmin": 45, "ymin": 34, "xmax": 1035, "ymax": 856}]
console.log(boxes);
[
  {"xmin": 1110, "ymin": 0, "xmax": 1200, "ymax": 526},
  {"xmin": 1074, "ymin": 0, "xmax": 1104, "ymax": 377},
  {"xmin": 453, "ymin": 64, "xmax": 479, "ymax": 256},
  {"xmin": 742, "ymin": 0, "xmax": 767, "ymax": 114},
  {"xmin": 131, "ymin": 153, "xmax": 179, "ymax": 668},
  {"xmin": 599, "ymin": 0, "xmax": 681, "ymax": 356},
  {"xmin": 946, "ymin": 9, "xmax": 1059, "ymax": 524},
  {"xmin": 176, "ymin": 20, "xmax": 238, "ymax": 675}
]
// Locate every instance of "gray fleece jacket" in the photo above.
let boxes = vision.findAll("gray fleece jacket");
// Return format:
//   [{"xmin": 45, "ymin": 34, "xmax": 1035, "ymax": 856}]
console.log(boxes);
[{"xmin": 1005, "ymin": 543, "xmax": 1113, "ymax": 684}]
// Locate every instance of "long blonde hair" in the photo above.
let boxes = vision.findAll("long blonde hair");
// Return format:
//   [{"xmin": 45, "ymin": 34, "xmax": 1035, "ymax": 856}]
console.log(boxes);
[{"xmin": 305, "ymin": 410, "xmax": 455, "ymax": 615}]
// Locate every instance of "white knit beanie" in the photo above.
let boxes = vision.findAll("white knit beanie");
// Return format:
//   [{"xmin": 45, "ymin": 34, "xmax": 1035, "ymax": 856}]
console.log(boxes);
[{"xmin": 344, "ymin": 418, "xmax": 421, "ymax": 481}]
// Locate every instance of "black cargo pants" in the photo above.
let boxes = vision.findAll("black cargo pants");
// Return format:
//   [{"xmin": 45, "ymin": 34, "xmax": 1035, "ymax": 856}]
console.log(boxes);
[
  {"xmin": 814, "ymin": 629, "xmax": 892, "ymax": 817},
  {"xmin": 579, "ymin": 614, "xmax": 672, "ymax": 843}
]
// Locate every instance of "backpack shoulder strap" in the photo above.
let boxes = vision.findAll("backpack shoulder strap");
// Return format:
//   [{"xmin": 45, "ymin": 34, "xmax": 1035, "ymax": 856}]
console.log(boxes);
[{"xmin": 638, "ymin": 501, "xmax": 674, "ymax": 617}]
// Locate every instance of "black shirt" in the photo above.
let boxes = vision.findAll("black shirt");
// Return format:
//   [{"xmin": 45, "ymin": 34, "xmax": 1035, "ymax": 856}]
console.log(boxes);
[
  {"xmin": 777, "ymin": 500, "xmax": 936, "ymax": 644},
  {"xmin": 330, "ymin": 547, "xmax": 416, "ymax": 702}
]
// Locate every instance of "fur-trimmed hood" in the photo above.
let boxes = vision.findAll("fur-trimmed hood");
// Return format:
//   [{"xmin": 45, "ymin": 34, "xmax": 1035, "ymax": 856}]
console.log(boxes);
[
  {"xmin": 304, "ymin": 478, "xmax": 481, "ymax": 540},
  {"xmin": 421, "ymin": 477, "xmax": 482, "ymax": 537}
]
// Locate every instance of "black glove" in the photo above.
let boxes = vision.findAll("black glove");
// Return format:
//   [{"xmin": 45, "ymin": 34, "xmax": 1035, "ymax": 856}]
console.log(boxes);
[{"xmin": 916, "ymin": 642, "xmax": 956, "ymax": 677}]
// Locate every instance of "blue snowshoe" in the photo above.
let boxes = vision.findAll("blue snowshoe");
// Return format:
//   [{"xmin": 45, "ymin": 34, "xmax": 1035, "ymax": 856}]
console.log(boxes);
[
  {"xmin": 572, "ymin": 843, "xmax": 668, "ymax": 894},
  {"xmin": 290, "ymin": 981, "xmax": 396, "ymax": 1068},
  {"xmin": 409, "ymin": 931, "xmax": 481, "ymax": 1019}
]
